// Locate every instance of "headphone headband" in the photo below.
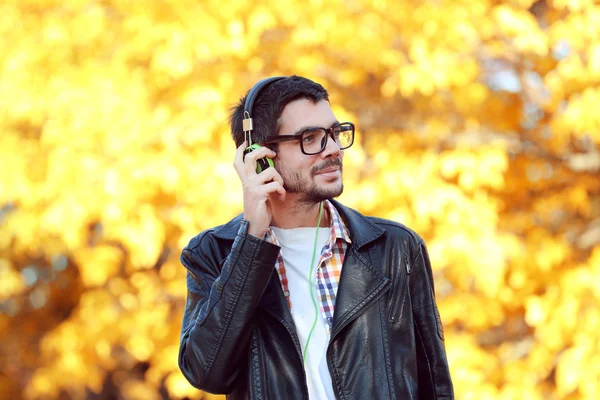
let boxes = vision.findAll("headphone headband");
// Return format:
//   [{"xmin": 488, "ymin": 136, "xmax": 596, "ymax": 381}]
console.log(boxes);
[{"xmin": 242, "ymin": 76, "xmax": 286, "ymax": 134}]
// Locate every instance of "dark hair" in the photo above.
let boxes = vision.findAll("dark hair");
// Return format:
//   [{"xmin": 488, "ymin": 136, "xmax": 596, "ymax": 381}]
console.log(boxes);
[{"xmin": 229, "ymin": 75, "xmax": 329, "ymax": 147}]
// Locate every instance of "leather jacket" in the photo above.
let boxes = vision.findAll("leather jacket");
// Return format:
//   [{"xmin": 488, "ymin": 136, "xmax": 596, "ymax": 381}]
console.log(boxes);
[{"xmin": 178, "ymin": 200, "xmax": 454, "ymax": 399}]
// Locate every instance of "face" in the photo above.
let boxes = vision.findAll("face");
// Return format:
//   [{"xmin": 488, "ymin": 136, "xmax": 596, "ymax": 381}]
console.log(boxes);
[{"xmin": 273, "ymin": 98, "xmax": 344, "ymax": 203}]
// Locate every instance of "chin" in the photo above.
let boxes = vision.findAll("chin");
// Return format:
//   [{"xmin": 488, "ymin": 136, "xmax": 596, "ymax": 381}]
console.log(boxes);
[{"xmin": 306, "ymin": 183, "xmax": 344, "ymax": 203}]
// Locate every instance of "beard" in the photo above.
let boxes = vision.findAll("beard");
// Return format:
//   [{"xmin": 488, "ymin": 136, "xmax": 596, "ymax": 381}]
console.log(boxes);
[{"xmin": 275, "ymin": 157, "xmax": 344, "ymax": 203}]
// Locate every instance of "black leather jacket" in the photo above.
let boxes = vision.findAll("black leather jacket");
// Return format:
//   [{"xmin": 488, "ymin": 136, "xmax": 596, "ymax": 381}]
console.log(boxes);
[{"xmin": 178, "ymin": 200, "xmax": 454, "ymax": 399}]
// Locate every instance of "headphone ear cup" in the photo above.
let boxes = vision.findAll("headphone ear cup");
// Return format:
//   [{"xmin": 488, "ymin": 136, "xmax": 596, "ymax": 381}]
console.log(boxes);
[
  {"xmin": 256, "ymin": 157, "xmax": 274, "ymax": 174},
  {"xmin": 244, "ymin": 144, "xmax": 274, "ymax": 173}
]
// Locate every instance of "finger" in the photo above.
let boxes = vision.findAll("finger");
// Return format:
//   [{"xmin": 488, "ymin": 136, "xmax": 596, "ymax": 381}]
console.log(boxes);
[
  {"xmin": 261, "ymin": 181, "xmax": 286, "ymax": 197},
  {"xmin": 234, "ymin": 143, "xmax": 246, "ymax": 177},
  {"xmin": 244, "ymin": 146, "xmax": 277, "ymax": 174},
  {"xmin": 255, "ymin": 167, "xmax": 284, "ymax": 186}
]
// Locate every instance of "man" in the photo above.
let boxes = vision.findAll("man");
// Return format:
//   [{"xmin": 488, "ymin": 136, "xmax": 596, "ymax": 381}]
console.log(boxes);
[{"xmin": 178, "ymin": 76, "xmax": 454, "ymax": 399}]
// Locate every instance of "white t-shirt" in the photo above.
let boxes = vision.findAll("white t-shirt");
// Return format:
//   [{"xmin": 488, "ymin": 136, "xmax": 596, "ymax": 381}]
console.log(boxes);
[{"xmin": 271, "ymin": 226, "xmax": 335, "ymax": 400}]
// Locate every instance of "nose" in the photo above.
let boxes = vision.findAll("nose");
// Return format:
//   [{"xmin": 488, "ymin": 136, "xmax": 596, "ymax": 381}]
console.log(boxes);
[{"xmin": 320, "ymin": 132, "xmax": 342, "ymax": 159}]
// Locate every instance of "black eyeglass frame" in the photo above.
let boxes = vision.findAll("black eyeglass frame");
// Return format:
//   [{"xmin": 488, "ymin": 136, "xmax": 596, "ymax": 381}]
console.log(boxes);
[{"xmin": 262, "ymin": 122, "xmax": 355, "ymax": 155}]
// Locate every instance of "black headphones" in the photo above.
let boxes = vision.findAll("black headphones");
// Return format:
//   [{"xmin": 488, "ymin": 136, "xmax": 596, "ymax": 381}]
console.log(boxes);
[{"xmin": 242, "ymin": 76, "xmax": 286, "ymax": 173}]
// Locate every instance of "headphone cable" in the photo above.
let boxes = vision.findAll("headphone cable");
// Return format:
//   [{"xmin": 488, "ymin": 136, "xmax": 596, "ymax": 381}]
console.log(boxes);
[{"xmin": 303, "ymin": 201, "xmax": 324, "ymax": 365}]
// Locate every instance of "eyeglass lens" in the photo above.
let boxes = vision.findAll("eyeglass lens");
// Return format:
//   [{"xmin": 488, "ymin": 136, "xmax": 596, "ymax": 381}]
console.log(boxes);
[{"xmin": 301, "ymin": 124, "xmax": 354, "ymax": 155}]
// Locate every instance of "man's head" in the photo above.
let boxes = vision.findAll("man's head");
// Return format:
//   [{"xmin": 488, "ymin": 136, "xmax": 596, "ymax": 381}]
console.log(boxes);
[{"xmin": 230, "ymin": 76, "xmax": 351, "ymax": 203}]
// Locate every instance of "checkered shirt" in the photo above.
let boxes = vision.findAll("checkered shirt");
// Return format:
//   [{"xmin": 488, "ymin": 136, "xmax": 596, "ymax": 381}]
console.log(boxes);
[{"xmin": 264, "ymin": 200, "xmax": 351, "ymax": 334}]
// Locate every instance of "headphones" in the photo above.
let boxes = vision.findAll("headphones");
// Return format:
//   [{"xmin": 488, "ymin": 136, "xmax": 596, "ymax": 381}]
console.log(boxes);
[{"xmin": 242, "ymin": 76, "xmax": 286, "ymax": 173}]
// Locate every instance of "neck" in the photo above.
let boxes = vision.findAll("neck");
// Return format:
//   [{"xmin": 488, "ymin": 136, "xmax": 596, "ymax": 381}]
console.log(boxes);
[{"xmin": 269, "ymin": 195, "xmax": 329, "ymax": 229}]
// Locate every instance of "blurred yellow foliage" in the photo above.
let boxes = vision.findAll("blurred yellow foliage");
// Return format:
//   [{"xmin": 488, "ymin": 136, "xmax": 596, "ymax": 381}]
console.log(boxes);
[{"xmin": 1, "ymin": 0, "xmax": 599, "ymax": 399}]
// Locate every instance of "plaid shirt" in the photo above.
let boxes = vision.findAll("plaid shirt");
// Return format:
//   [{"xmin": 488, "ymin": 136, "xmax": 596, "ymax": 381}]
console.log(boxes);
[{"xmin": 265, "ymin": 200, "xmax": 351, "ymax": 334}]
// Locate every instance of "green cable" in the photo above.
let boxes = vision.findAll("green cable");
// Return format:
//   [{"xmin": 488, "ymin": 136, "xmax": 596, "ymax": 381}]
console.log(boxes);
[{"xmin": 303, "ymin": 201, "xmax": 323, "ymax": 365}]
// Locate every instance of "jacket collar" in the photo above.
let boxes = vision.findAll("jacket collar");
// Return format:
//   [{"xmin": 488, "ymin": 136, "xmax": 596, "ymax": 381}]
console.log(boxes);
[
  {"xmin": 328, "ymin": 199, "xmax": 385, "ymax": 248},
  {"xmin": 212, "ymin": 199, "xmax": 385, "ymax": 249},
  {"xmin": 212, "ymin": 213, "xmax": 244, "ymax": 240}
]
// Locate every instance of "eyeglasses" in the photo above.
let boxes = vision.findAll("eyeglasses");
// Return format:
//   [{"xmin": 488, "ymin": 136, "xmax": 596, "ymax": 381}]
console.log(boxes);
[{"xmin": 262, "ymin": 122, "xmax": 355, "ymax": 155}]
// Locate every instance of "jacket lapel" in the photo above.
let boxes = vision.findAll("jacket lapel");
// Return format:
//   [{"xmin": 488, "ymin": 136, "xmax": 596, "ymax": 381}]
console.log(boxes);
[
  {"xmin": 330, "ymin": 246, "xmax": 390, "ymax": 338},
  {"xmin": 328, "ymin": 200, "xmax": 391, "ymax": 339}
]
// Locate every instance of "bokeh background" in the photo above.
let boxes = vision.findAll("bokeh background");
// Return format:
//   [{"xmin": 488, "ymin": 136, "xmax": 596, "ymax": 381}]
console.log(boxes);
[{"xmin": 1, "ymin": 0, "xmax": 599, "ymax": 399}]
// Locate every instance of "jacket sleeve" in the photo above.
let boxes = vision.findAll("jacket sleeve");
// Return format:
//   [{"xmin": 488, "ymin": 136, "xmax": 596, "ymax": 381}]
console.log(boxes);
[
  {"xmin": 178, "ymin": 220, "xmax": 280, "ymax": 394},
  {"xmin": 410, "ymin": 239, "xmax": 454, "ymax": 399}
]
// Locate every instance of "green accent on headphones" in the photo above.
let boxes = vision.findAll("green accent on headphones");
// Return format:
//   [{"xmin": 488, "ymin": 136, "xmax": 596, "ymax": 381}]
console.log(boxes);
[{"xmin": 244, "ymin": 143, "xmax": 274, "ymax": 174}]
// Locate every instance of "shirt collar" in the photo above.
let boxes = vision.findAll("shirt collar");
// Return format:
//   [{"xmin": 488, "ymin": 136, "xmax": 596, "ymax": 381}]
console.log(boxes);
[
  {"xmin": 324, "ymin": 199, "xmax": 351, "ymax": 244},
  {"xmin": 265, "ymin": 200, "xmax": 351, "ymax": 245}
]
